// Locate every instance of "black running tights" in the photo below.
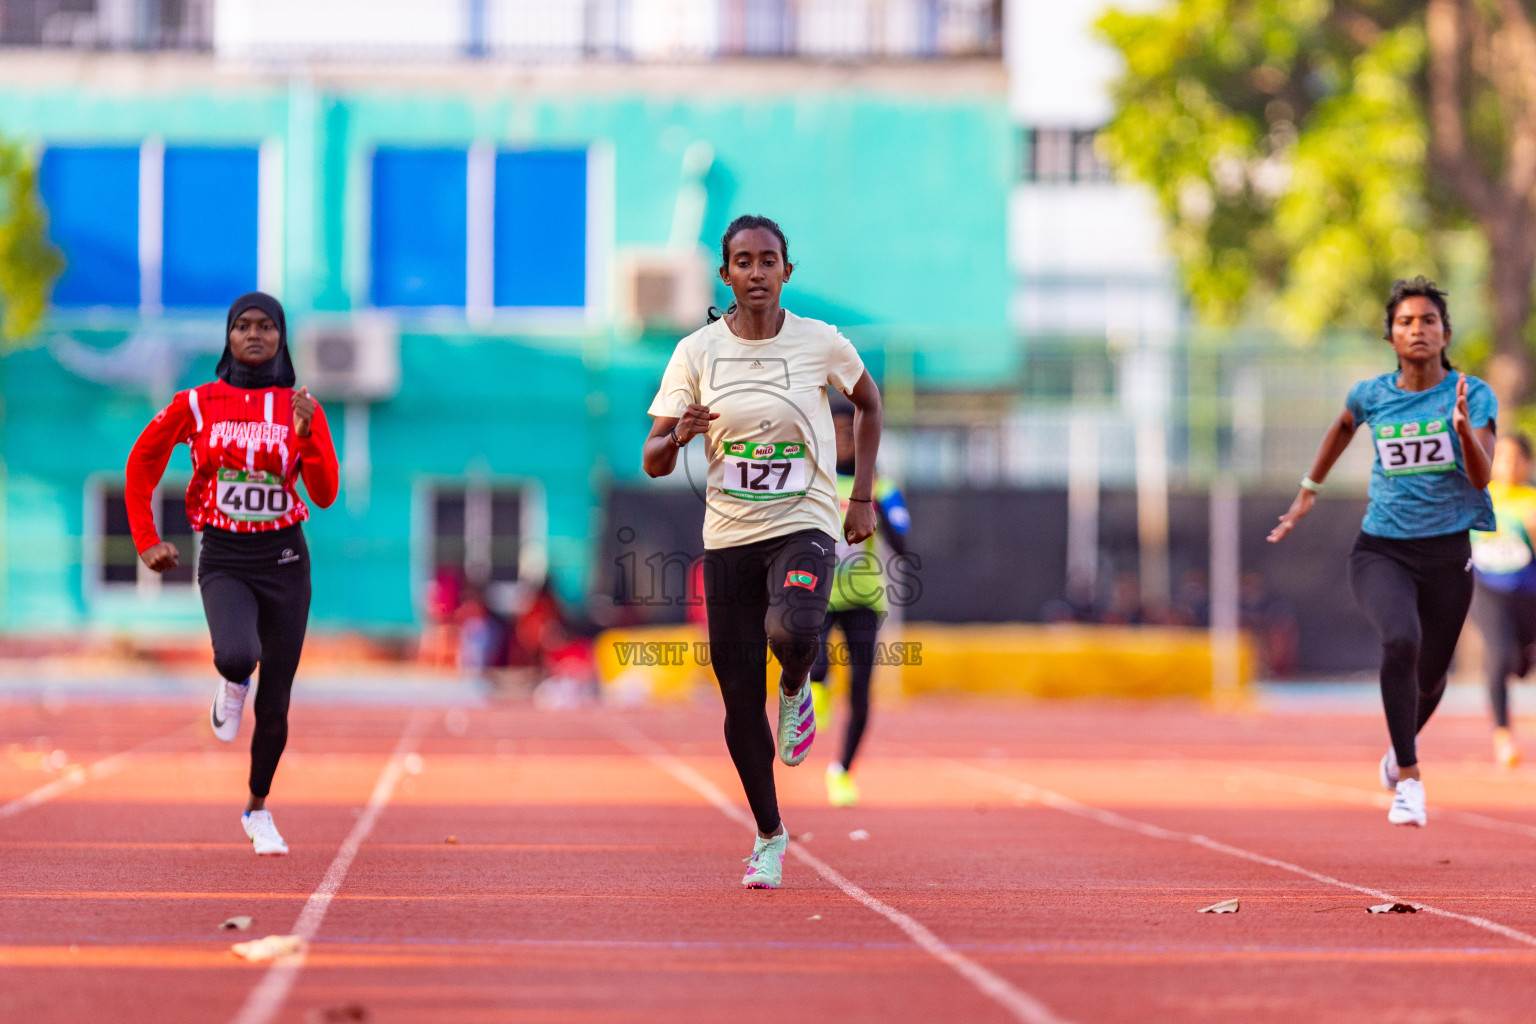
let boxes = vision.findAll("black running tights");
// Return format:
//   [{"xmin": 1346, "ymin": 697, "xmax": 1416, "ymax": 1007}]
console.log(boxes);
[
  {"xmin": 1348, "ymin": 531, "xmax": 1473, "ymax": 769},
  {"xmin": 199, "ymin": 526, "xmax": 312, "ymax": 799},
  {"xmin": 808, "ymin": 606, "xmax": 880, "ymax": 770},
  {"xmin": 703, "ymin": 529, "xmax": 835, "ymax": 835},
  {"xmin": 1469, "ymin": 585, "xmax": 1536, "ymax": 730}
]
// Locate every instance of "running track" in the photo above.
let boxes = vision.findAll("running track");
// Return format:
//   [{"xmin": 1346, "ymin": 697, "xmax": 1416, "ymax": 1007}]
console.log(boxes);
[{"xmin": 4, "ymin": 694, "xmax": 1536, "ymax": 1023}]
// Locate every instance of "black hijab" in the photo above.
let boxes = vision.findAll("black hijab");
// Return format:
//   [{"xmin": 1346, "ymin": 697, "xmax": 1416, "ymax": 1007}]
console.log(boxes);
[{"xmin": 216, "ymin": 291, "xmax": 296, "ymax": 389}]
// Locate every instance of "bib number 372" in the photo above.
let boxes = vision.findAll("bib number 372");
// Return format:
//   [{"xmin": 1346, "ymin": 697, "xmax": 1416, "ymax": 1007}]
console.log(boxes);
[
  {"xmin": 721, "ymin": 441, "xmax": 808, "ymax": 502},
  {"xmin": 216, "ymin": 470, "xmax": 291, "ymax": 522},
  {"xmin": 1375, "ymin": 420, "xmax": 1455, "ymax": 477}
]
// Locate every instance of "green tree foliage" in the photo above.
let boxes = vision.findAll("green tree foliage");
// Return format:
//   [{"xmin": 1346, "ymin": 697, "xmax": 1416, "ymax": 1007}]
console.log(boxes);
[
  {"xmin": 0, "ymin": 139, "xmax": 62, "ymax": 343},
  {"xmin": 1098, "ymin": 1, "xmax": 1536, "ymax": 407}
]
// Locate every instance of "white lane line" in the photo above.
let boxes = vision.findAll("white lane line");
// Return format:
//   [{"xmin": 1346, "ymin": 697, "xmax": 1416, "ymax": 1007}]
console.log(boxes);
[
  {"xmin": 0, "ymin": 723, "xmax": 197, "ymax": 821},
  {"xmin": 938, "ymin": 758, "xmax": 1536, "ymax": 949},
  {"xmin": 229, "ymin": 711, "xmax": 430, "ymax": 1024},
  {"xmin": 603, "ymin": 717, "xmax": 1076, "ymax": 1024},
  {"xmin": 1231, "ymin": 763, "xmax": 1536, "ymax": 842}
]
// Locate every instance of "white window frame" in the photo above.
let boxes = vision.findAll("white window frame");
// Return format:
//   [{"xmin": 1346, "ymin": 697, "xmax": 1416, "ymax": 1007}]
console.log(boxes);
[
  {"xmin": 83, "ymin": 474, "xmax": 201, "ymax": 604},
  {"xmin": 361, "ymin": 141, "xmax": 613, "ymax": 324},
  {"xmin": 410, "ymin": 475, "xmax": 548, "ymax": 616}
]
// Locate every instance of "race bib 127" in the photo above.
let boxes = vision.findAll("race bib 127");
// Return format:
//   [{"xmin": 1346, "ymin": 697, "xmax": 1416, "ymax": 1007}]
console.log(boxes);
[
  {"xmin": 216, "ymin": 469, "xmax": 291, "ymax": 522},
  {"xmin": 720, "ymin": 440, "xmax": 808, "ymax": 502},
  {"xmin": 1375, "ymin": 420, "xmax": 1455, "ymax": 477}
]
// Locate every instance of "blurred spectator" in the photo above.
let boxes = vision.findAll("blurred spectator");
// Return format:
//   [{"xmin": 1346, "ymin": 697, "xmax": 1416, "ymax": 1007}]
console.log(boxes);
[
  {"xmin": 1101, "ymin": 573, "xmax": 1146, "ymax": 625},
  {"xmin": 1240, "ymin": 572, "xmax": 1298, "ymax": 678},
  {"xmin": 456, "ymin": 588, "xmax": 507, "ymax": 674},
  {"xmin": 1041, "ymin": 573, "xmax": 1100, "ymax": 623},
  {"xmin": 1171, "ymin": 569, "xmax": 1211, "ymax": 627},
  {"xmin": 418, "ymin": 568, "xmax": 464, "ymax": 668}
]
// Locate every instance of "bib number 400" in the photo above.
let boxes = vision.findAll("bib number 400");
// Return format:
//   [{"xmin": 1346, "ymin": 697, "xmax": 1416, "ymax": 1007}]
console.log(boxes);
[
  {"xmin": 216, "ymin": 472, "xmax": 291, "ymax": 522},
  {"xmin": 221, "ymin": 483, "xmax": 289, "ymax": 514}
]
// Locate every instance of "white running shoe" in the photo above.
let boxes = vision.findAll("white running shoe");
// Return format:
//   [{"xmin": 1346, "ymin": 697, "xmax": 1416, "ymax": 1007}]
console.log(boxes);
[
  {"xmin": 1379, "ymin": 748, "xmax": 1399, "ymax": 791},
  {"xmin": 242, "ymin": 810, "xmax": 289, "ymax": 855},
  {"xmin": 210, "ymin": 678, "xmax": 250, "ymax": 743},
  {"xmin": 1387, "ymin": 778, "xmax": 1426, "ymax": 827}
]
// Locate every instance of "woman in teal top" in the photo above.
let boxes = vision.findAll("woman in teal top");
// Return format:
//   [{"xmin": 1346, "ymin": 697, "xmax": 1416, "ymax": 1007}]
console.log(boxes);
[{"xmin": 1269, "ymin": 276, "xmax": 1496, "ymax": 829}]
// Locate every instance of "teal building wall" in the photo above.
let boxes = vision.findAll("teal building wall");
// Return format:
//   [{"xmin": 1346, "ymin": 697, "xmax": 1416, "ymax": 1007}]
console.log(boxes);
[{"xmin": 0, "ymin": 71, "xmax": 1009, "ymax": 633}]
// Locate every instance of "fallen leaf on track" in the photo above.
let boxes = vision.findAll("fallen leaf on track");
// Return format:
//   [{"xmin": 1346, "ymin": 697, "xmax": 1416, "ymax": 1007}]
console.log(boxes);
[
  {"xmin": 219, "ymin": 916, "xmax": 253, "ymax": 931},
  {"xmin": 445, "ymin": 835, "xmax": 458, "ymax": 844},
  {"xmin": 1367, "ymin": 903, "xmax": 1418, "ymax": 914},
  {"xmin": 1198, "ymin": 899, "xmax": 1240, "ymax": 914},
  {"xmin": 231, "ymin": 934, "xmax": 307, "ymax": 962}
]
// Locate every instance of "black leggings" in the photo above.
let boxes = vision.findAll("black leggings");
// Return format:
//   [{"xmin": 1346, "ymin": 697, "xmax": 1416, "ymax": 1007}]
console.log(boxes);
[
  {"xmin": 1469, "ymin": 584, "xmax": 1536, "ymax": 729},
  {"xmin": 1348, "ymin": 531, "xmax": 1473, "ymax": 769},
  {"xmin": 703, "ymin": 528, "xmax": 835, "ymax": 835},
  {"xmin": 199, "ymin": 525, "xmax": 312, "ymax": 799},
  {"xmin": 808, "ymin": 606, "xmax": 880, "ymax": 770}
]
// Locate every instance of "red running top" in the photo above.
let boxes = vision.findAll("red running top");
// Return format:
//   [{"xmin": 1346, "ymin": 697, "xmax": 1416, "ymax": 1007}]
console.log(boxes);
[{"xmin": 125, "ymin": 380, "xmax": 340, "ymax": 553}]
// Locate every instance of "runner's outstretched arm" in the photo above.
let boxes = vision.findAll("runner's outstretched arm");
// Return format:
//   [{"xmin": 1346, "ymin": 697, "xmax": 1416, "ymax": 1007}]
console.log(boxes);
[
  {"xmin": 126, "ymin": 391, "xmax": 195, "ymax": 569},
  {"xmin": 844, "ymin": 371, "xmax": 882, "ymax": 544},
  {"xmin": 294, "ymin": 395, "xmax": 340, "ymax": 508},
  {"xmin": 1268, "ymin": 407, "xmax": 1357, "ymax": 544},
  {"xmin": 1452, "ymin": 374, "xmax": 1496, "ymax": 490},
  {"xmin": 643, "ymin": 404, "xmax": 718, "ymax": 478}
]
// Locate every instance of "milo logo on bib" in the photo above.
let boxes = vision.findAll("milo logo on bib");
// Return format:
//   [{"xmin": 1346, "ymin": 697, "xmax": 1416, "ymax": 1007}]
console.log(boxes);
[
  {"xmin": 721, "ymin": 439, "xmax": 809, "ymax": 502},
  {"xmin": 1375, "ymin": 419, "xmax": 1455, "ymax": 476}
]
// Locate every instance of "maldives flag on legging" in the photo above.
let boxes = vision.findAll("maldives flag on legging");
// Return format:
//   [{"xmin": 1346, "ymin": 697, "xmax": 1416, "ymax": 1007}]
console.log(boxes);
[{"xmin": 125, "ymin": 381, "xmax": 340, "ymax": 554}]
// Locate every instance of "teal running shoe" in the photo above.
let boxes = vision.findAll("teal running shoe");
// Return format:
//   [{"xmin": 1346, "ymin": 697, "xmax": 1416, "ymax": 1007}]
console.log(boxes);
[
  {"xmin": 777, "ymin": 683, "xmax": 816, "ymax": 766},
  {"xmin": 741, "ymin": 830, "xmax": 788, "ymax": 888}
]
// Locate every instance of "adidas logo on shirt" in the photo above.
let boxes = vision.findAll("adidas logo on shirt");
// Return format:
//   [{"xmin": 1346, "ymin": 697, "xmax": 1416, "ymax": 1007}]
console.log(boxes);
[{"xmin": 749, "ymin": 360, "xmax": 764, "ymax": 369}]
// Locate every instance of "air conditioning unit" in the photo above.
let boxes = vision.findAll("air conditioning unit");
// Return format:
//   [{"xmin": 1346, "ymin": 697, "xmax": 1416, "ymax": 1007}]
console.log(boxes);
[
  {"xmin": 293, "ymin": 313, "xmax": 401, "ymax": 402},
  {"xmin": 615, "ymin": 248, "xmax": 714, "ymax": 329}
]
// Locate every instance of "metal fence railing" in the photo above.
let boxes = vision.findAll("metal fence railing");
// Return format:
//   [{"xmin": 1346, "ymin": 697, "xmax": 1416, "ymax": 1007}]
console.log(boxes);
[{"xmin": 851, "ymin": 328, "xmax": 1391, "ymax": 494}]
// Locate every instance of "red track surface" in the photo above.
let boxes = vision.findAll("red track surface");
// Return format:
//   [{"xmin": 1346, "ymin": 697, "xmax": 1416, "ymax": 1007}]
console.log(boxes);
[{"xmin": 4, "ymin": 694, "xmax": 1536, "ymax": 1023}]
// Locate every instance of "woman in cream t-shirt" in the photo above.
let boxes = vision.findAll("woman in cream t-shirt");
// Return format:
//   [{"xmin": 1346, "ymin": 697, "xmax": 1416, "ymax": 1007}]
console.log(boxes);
[{"xmin": 643, "ymin": 215, "xmax": 885, "ymax": 889}]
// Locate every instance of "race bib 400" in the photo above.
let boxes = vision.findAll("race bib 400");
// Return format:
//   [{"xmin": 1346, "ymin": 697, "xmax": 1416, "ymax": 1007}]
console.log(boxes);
[
  {"xmin": 216, "ymin": 469, "xmax": 291, "ymax": 522},
  {"xmin": 1375, "ymin": 420, "xmax": 1455, "ymax": 477},
  {"xmin": 721, "ymin": 440, "xmax": 808, "ymax": 502}
]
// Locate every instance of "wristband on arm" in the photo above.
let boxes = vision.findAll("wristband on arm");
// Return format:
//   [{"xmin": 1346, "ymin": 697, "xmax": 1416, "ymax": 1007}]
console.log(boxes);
[{"xmin": 1300, "ymin": 476, "xmax": 1322, "ymax": 494}]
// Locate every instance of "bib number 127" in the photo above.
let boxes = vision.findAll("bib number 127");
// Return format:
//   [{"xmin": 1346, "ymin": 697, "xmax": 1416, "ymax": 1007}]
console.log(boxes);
[{"xmin": 721, "ymin": 440, "xmax": 808, "ymax": 502}]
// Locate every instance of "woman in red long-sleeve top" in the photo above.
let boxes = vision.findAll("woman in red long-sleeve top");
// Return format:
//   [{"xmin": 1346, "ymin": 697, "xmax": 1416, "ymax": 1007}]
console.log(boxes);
[{"xmin": 126, "ymin": 291, "xmax": 338, "ymax": 855}]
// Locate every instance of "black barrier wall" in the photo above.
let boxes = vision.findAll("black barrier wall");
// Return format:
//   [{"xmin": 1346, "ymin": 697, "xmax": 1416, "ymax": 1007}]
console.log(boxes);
[{"xmin": 597, "ymin": 486, "xmax": 1377, "ymax": 674}]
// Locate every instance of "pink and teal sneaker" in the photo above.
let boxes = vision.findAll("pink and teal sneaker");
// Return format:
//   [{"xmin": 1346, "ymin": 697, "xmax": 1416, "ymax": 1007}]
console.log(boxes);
[
  {"xmin": 742, "ymin": 831, "xmax": 788, "ymax": 888},
  {"xmin": 777, "ymin": 682, "xmax": 816, "ymax": 766}
]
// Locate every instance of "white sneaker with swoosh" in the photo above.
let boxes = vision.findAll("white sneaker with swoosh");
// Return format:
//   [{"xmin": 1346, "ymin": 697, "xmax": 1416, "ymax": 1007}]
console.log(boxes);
[
  {"xmin": 210, "ymin": 678, "xmax": 250, "ymax": 743},
  {"xmin": 1387, "ymin": 778, "xmax": 1426, "ymax": 827},
  {"xmin": 242, "ymin": 809, "xmax": 289, "ymax": 855}
]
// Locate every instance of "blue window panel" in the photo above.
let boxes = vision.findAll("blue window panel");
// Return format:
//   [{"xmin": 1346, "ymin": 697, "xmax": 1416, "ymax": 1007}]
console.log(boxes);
[
  {"xmin": 494, "ymin": 150, "xmax": 587, "ymax": 308},
  {"xmin": 163, "ymin": 147, "xmax": 259, "ymax": 308},
  {"xmin": 39, "ymin": 146, "xmax": 140, "ymax": 307},
  {"xmin": 371, "ymin": 149, "xmax": 467, "ymax": 307}
]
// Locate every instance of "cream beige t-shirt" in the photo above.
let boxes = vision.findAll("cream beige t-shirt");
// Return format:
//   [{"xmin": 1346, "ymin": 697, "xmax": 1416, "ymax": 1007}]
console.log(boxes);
[{"xmin": 648, "ymin": 311, "xmax": 866, "ymax": 550}]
